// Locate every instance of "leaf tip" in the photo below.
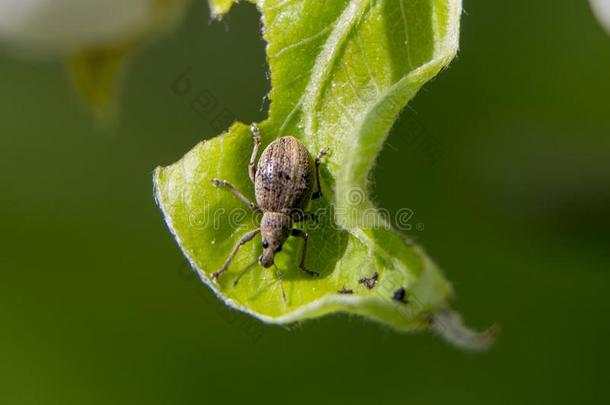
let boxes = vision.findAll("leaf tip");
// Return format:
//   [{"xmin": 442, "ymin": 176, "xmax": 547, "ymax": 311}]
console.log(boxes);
[{"xmin": 431, "ymin": 308, "xmax": 498, "ymax": 352}]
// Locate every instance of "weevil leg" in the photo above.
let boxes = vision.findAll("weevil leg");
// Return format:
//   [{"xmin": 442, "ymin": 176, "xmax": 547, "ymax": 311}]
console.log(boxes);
[
  {"xmin": 211, "ymin": 179, "xmax": 259, "ymax": 211},
  {"xmin": 212, "ymin": 228, "xmax": 261, "ymax": 280},
  {"xmin": 312, "ymin": 147, "xmax": 329, "ymax": 200},
  {"xmin": 249, "ymin": 123, "xmax": 262, "ymax": 184},
  {"xmin": 291, "ymin": 229, "xmax": 319, "ymax": 277}
]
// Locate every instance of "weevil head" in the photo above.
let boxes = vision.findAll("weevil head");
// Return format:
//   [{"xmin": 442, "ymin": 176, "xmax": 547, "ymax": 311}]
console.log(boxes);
[{"xmin": 259, "ymin": 212, "xmax": 292, "ymax": 268}]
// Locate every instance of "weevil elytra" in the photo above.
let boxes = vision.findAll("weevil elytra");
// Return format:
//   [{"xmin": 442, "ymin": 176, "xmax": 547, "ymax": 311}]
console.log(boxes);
[{"xmin": 211, "ymin": 124, "xmax": 328, "ymax": 281}]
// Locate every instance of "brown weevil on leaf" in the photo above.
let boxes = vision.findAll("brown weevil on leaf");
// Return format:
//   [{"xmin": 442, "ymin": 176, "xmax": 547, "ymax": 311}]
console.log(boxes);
[{"xmin": 211, "ymin": 124, "xmax": 328, "ymax": 281}]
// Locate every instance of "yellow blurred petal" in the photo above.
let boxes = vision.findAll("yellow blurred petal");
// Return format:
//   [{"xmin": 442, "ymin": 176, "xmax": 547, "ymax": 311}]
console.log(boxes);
[{"xmin": 68, "ymin": 43, "xmax": 134, "ymax": 122}]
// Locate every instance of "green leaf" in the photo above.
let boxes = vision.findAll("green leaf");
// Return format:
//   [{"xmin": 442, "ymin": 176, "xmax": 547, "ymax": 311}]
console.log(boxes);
[{"xmin": 156, "ymin": 0, "xmax": 494, "ymax": 349}]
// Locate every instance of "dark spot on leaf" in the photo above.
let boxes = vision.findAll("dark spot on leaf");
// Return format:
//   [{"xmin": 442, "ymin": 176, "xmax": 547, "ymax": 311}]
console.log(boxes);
[
  {"xmin": 359, "ymin": 272, "xmax": 378, "ymax": 289},
  {"xmin": 338, "ymin": 287, "xmax": 353, "ymax": 295},
  {"xmin": 393, "ymin": 287, "xmax": 407, "ymax": 303}
]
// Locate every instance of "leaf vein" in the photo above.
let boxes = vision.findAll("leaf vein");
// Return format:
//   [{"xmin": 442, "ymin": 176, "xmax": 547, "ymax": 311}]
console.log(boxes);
[{"xmin": 270, "ymin": 26, "xmax": 331, "ymax": 58}]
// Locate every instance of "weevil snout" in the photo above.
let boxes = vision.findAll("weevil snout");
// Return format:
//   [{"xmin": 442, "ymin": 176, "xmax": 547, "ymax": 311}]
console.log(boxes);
[
  {"xmin": 259, "ymin": 212, "xmax": 291, "ymax": 268},
  {"xmin": 258, "ymin": 249, "xmax": 275, "ymax": 268}
]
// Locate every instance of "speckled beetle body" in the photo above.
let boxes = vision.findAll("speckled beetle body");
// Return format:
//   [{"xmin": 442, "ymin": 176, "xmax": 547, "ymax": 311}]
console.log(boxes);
[
  {"xmin": 255, "ymin": 136, "xmax": 315, "ymax": 214},
  {"xmin": 211, "ymin": 124, "xmax": 328, "ymax": 284}
]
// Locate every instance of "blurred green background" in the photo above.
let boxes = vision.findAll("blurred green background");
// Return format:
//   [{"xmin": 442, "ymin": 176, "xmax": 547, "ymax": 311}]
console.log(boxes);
[{"xmin": 1, "ymin": 0, "xmax": 609, "ymax": 404}]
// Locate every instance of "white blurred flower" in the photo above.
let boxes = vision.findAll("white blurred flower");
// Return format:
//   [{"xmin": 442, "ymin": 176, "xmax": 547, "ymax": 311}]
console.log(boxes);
[
  {"xmin": 0, "ymin": 0, "xmax": 186, "ymax": 56},
  {"xmin": 591, "ymin": 0, "xmax": 610, "ymax": 35}
]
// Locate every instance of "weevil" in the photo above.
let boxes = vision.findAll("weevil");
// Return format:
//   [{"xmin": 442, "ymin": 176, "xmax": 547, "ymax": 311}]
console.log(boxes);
[{"xmin": 211, "ymin": 124, "xmax": 328, "ymax": 281}]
